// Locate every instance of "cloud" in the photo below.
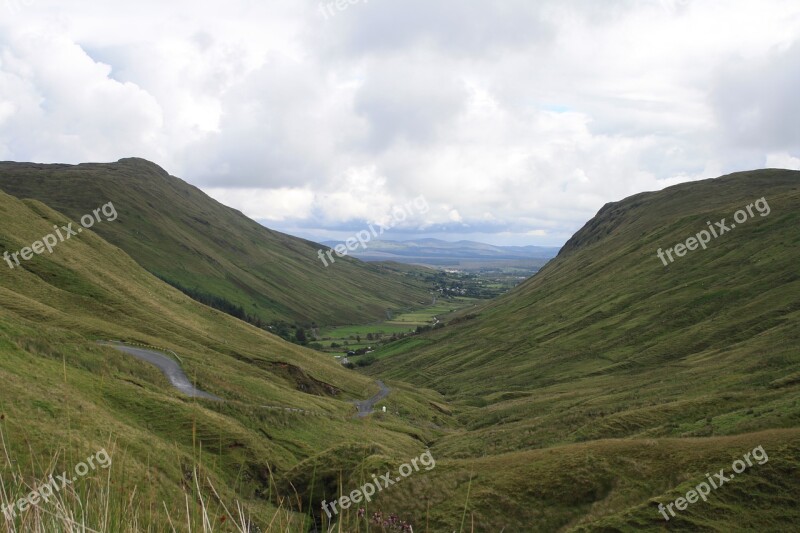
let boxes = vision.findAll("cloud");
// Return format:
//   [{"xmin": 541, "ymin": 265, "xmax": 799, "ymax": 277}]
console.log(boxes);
[
  {"xmin": 353, "ymin": 52, "xmax": 469, "ymax": 150},
  {"xmin": 321, "ymin": 0, "xmax": 555, "ymax": 56},
  {"xmin": 766, "ymin": 152, "xmax": 800, "ymax": 170},
  {"xmin": 201, "ymin": 187, "xmax": 315, "ymax": 221},
  {"xmin": 1, "ymin": 0, "xmax": 800, "ymax": 245},
  {"xmin": 712, "ymin": 40, "xmax": 800, "ymax": 152},
  {"xmin": 0, "ymin": 29, "xmax": 164, "ymax": 163}
]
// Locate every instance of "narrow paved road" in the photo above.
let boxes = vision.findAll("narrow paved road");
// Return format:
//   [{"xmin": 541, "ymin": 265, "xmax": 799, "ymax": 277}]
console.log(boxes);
[
  {"xmin": 98, "ymin": 341, "xmax": 222, "ymax": 401},
  {"xmin": 353, "ymin": 380, "xmax": 391, "ymax": 417},
  {"xmin": 99, "ymin": 341, "xmax": 390, "ymax": 416}
]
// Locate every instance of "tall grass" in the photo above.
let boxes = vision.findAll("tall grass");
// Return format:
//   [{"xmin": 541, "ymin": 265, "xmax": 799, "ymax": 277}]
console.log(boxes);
[
  {"xmin": 1, "ymin": 429, "xmax": 453, "ymax": 533},
  {"xmin": 0, "ymin": 426, "xmax": 304, "ymax": 533}
]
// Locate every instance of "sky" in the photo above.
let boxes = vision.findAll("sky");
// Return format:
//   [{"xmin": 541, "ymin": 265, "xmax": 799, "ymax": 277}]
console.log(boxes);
[{"xmin": 1, "ymin": 0, "xmax": 799, "ymax": 246}]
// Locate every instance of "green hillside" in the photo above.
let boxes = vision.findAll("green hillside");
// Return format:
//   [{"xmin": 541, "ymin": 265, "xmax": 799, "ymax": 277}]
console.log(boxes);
[
  {"xmin": 0, "ymin": 159, "xmax": 431, "ymax": 328},
  {"xmin": 0, "ymin": 189, "xmax": 449, "ymax": 530},
  {"xmin": 2, "ymin": 167, "xmax": 799, "ymax": 532},
  {"xmin": 359, "ymin": 169, "xmax": 800, "ymax": 530},
  {"xmin": 368, "ymin": 168, "xmax": 800, "ymax": 424}
]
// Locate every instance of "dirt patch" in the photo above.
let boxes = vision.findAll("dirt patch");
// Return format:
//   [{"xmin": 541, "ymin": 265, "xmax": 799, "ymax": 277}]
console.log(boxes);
[{"xmin": 268, "ymin": 362, "xmax": 341, "ymax": 397}]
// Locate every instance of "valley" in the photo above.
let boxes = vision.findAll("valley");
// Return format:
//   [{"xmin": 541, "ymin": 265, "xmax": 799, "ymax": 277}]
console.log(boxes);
[
  {"xmin": 0, "ymin": 164, "xmax": 798, "ymax": 532},
  {"xmin": 4, "ymin": 3, "xmax": 800, "ymax": 531}
]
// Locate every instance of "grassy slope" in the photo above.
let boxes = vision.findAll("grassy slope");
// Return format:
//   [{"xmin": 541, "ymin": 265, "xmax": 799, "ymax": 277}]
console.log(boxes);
[
  {"xmin": 0, "ymin": 190, "xmax": 449, "ymax": 529},
  {"xmin": 381, "ymin": 428, "xmax": 800, "ymax": 532},
  {"xmin": 0, "ymin": 159, "xmax": 431, "ymax": 326},
  {"xmin": 362, "ymin": 169, "xmax": 800, "ymax": 530},
  {"xmin": 2, "ymin": 168, "xmax": 799, "ymax": 531}
]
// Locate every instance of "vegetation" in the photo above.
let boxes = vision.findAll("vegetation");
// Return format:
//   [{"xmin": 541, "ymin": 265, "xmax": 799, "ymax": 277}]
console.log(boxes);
[
  {"xmin": 316, "ymin": 297, "xmax": 476, "ymax": 354},
  {"xmin": 426, "ymin": 268, "xmax": 544, "ymax": 299},
  {"xmin": 0, "ymin": 159, "xmax": 432, "ymax": 327},
  {"xmin": 1, "ymin": 166, "xmax": 798, "ymax": 531},
  {"xmin": 364, "ymin": 169, "xmax": 800, "ymax": 529},
  {"xmin": 0, "ymin": 190, "xmax": 448, "ymax": 531}
]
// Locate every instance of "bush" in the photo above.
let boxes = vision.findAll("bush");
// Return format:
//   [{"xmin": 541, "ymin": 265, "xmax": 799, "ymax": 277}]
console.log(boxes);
[{"xmin": 355, "ymin": 355, "xmax": 377, "ymax": 367}]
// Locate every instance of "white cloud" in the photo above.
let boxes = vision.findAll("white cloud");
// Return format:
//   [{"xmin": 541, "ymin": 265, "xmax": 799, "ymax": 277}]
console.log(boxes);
[
  {"xmin": 1, "ymin": 0, "xmax": 799, "ymax": 245},
  {"xmin": 0, "ymin": 29, "xmax": 164, "ymax": 164},
  {"xmin": 766, "ymin": 152, "xmax": 800, "ymax": 171},
  {"xmin": 202, "ymin": 187, "xmax": 315, "ymax": 222}
]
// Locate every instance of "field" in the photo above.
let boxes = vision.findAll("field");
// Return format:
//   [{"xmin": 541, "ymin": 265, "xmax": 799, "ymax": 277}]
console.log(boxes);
[{"xmin": 316, "ymin": 297, "xmax": 479, "ymax": 352}]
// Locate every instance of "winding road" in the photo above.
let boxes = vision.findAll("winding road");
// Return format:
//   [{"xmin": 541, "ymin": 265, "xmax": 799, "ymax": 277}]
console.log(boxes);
[
  {"xmin": 353, "ymin": 380, "xmax": 391, "ymax": 417},
  {"xmin": 98, "ymin": 341, "xmax": 391, "ymax": 416},
  {"xmin": 98, "ymin": 341, "xmax": 222, "ymax": 401}
]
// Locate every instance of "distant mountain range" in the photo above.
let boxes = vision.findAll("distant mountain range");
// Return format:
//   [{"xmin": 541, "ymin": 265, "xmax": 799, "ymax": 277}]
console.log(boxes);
[{"xmin": 321, "ymin": 237, "xmax": 561, "ymax": 266}]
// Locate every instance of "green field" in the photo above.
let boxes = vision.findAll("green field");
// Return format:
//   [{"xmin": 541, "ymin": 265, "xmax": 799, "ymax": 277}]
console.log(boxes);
[
  {"xmin": 388, "ymin": 298, "xmax": 476, "ymax": 324},
  {"xmin": 317, "ymin": 297, "xmax": 478, "ymax": 352}
]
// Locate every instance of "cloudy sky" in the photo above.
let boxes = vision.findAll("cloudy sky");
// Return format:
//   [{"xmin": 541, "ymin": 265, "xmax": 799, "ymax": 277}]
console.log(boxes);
[{"xmin": 1, "ymin": 0, "xmax": 799, "ymax": 246}]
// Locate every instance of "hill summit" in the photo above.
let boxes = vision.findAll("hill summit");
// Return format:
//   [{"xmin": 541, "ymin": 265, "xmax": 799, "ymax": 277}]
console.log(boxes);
[{"xmin": 0, "ymin": 158, "xmax": 431, "ymax": 328}]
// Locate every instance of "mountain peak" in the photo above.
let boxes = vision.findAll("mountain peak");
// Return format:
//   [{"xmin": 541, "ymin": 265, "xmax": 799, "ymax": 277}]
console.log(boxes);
[{"xmin": 114, "ymin": 157, "xmax": 171, "ymax": 178}]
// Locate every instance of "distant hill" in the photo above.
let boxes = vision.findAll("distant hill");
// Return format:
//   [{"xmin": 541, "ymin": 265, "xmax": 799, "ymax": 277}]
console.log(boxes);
[
  {"xmin": 0, "ymin": 158, "xmax": 431, "ymax": 327},
  {"xmin": 321, "ymin": 237, "xmax": 560, "ymax": 267}
]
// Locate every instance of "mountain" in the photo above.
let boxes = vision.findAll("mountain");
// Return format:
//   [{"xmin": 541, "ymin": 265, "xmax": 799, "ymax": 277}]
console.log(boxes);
[
  {"xmin": 0, "ymin": 158, "xmax": 431, "ymax": 328},
  {"xmin": 361, "ymin": 168, "xmax": 800, "ymax": 530},
  {"xmin": 321, "ymin": 237, "xmax": 560, "ymax": 266},
  {"xmin": 0, "ymin": 187, "xmax": 447, "ymax": 529},
  {"xmin": 2, "ymin": 165, "xmax": 799, "ymax": 532}
]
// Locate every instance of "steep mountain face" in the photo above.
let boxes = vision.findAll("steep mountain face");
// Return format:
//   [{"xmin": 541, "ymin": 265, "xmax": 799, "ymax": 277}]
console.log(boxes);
[
  {"xmin": 0, "ymin": 158, "xmax": 430, "ymax": 327},
  {"xmin": 367, "ymin": 169, "xmax": 800, "ymax": 445}
]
